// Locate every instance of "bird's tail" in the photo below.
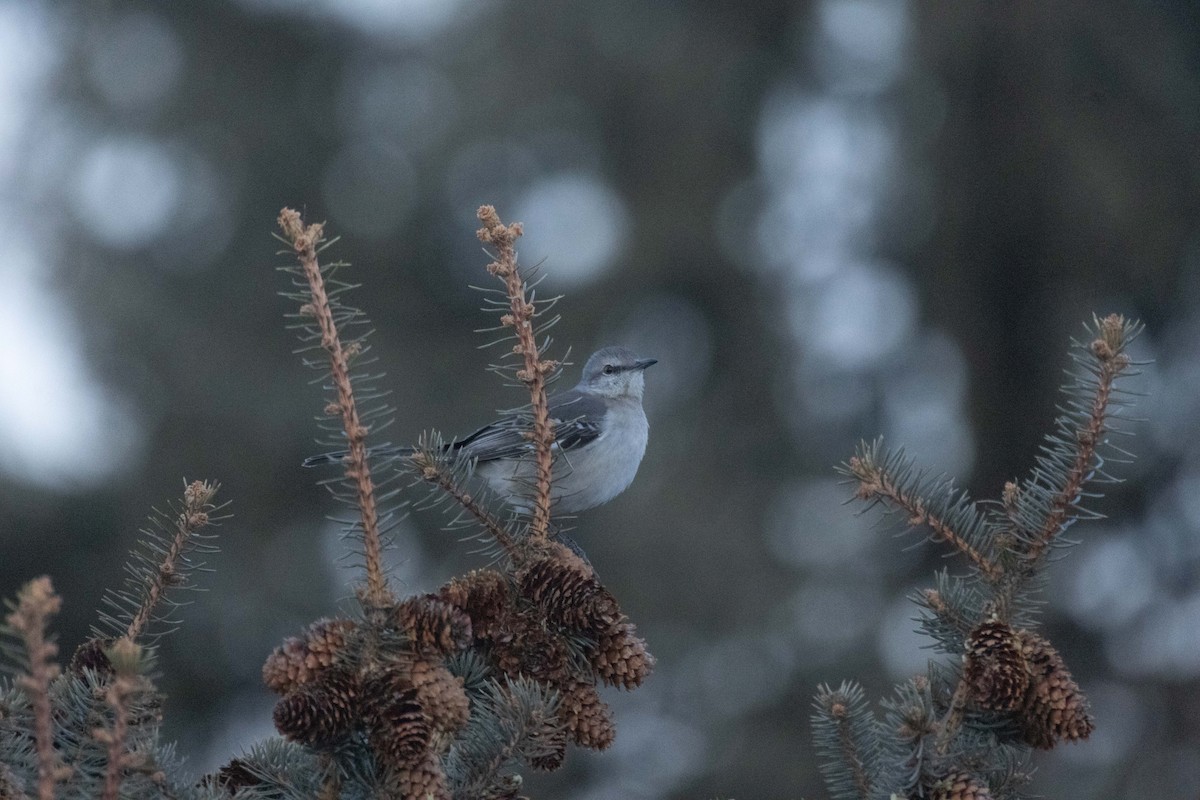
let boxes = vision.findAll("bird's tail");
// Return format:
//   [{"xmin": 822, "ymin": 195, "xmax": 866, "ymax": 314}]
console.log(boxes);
[{"xmin": 301, "ymin": 445, "xmax": 415, "ymax": 468}]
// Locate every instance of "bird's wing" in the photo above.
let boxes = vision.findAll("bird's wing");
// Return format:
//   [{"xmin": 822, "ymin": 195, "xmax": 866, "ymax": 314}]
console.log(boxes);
[
  {"xmin": 455, "ymin": 389, "xmax": 604, "ymax": 463},
  {"xmin": 548, "ymin": 389, "xmax": 605, "ymax": 451},
  {"xmin": 451, "ymin": 420, "xmax": 526, "ymax": 462}
]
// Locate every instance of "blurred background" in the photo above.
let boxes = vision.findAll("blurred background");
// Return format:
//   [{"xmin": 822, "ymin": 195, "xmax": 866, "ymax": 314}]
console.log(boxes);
[{"xmin": 0, "ymin": 0, "xmax": 1197, "ymax": 796}]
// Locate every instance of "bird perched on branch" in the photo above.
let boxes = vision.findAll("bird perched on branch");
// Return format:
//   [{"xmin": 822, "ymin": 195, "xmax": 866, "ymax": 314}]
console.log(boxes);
[{"xmin": 304, "ymin": 346, "xmax": 657, "ymax": 514}]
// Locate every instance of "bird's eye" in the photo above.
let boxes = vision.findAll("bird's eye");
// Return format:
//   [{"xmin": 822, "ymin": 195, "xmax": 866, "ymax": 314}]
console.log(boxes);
[{"xmin": 602, "ymin": 364, "xmax": 615, "ymax": 375}]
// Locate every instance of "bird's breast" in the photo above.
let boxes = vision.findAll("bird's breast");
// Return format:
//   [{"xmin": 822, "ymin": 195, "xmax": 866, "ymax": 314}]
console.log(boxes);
[{"xmin": 554, "ymin": 402, "xmax": 649, "ymax": 513}]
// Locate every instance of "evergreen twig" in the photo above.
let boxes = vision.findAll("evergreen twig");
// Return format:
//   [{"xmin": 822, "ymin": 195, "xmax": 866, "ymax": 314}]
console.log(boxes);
[
  {"xmin": 4, "ymin": 577, "xmax": 69, "ymax": 800},
  {"xmin": 92, "ymin": 479, "xmax": 223, "ymax": 646},
  {"xmin": 477, "ymin": 205, "xmax": 558, "ymax": 540},
  {"xmin": 918, "ymin": 587, "xmax": 972, "ymax": 638},
  {"xmin": 815, "ymin": 314, "xmax": 1143, "ymax": 799},
  {"xmin": 1025, "ymin": 314, "xmax": 1134, "ymax": 563},
  {"xmin": 125, "ymin": 480, "xmax": 220, "ymax": 642},
  {"xmin": 99, "ymin": 683, "xmax": 129, "ymax": 800},
  {"xmin": 95, "ymin": 639, "xmax": 142, "ymax": 800},
  {"xmin": 278, "ymin": 208, "xmax": 394, "ymax": 608},
  {"xmin": 934, "ymin": 673, "xmax": 973, "ymax": 755},
  {"xmin": 444, "ymin": 677, "xmax": 564, "ymax": 797},
  {"xmin": 0, "ymin": 763, "xmax": 19, "ymax": 799},
  {"xmin": 317, "ymin": 754, "xmax": 340, "ymax": 800},
  {"xmin": 845, "ymin": 451, "xmax": 1002, "ymax": 581},
  {"xmin": 812, "ymin": 683, "xmax": 877, "ymax": 800},
  {"xmin": 410, "ymin": 450, "xmax": 520, "ymax": 560}
]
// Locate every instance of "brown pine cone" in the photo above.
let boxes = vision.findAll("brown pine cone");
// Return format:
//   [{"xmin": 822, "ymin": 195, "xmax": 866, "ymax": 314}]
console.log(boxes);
[
  {"xmin": 263, "ymin": 637, "xmax": 314, "ymax": 695},
  {"xmin": 69, "ymin": 637, "xmax": 115, "ymax": 677},
  {"xmin": 529, "ymin": 747, "xmax": 566, "ymax": 772},
  {"xmin": 964, "ymin": 619, "xmax": 1029, "ymax": 711},
  {"xmin": 561, "ymin": 682, "xmax": 615, "ymax": 750},
  {"xmin": 592, "ymin": 623, "xmax": 655, "ymax": 689},
  {"xmin": 272, "ymin": 668, "xmax": 359, "ymax": 748},
  {"xmin": 368, "ymin": 686, "xmax": 430, "ymax": 768},
  {"xmin": 303, "ymin": 618, "xmax": 356, "ymax": 668},
  {"xmin": 517, "ymin": 557, "xmax": 619, "ymax": 633},
  {"xmin": 204, "ymin": 758, "xmax": 262, "ymax": 791},
  {"xmin": 492, "ymin": 623, "xmax": 572, "ymax": 686},
  {"xmin": 394, "ymin": 750, "xmax": 449, "ymax": 800},
  {"xmin": 526, "ymin": 714, "xmax": 569, "ymax": 772},
  {"xmin": 391, "ymin": 596, "xmax": 472, "ymax": 655},
  {"xmin": 438, "ymin": 569, "xmax": 510, "ymax": 639},
  {"xmin": 1017, "ymin": 630, "xmax": 1094, "ymax": 749},
  {"xmin": 410, "ymin": 660, "xmax": 470, "ymax": 733},
  {"xmin": 262, "ymin": 618, "xmax": 357, "ymax": 695},
  {"xmin": 930, "ymin": 771, "xmax": 993, "ymax": 800}
]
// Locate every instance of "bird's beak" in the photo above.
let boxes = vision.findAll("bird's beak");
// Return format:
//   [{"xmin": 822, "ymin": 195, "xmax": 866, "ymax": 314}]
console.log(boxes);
[{"xmin": 634, "ymin": 358, "xmax": 658, "ymax": 370}]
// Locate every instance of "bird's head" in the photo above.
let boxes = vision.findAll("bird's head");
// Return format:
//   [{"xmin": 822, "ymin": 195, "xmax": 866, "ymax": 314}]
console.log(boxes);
[{"xmin": 579, "ymin": 346, "xmax": 657, "ymax": 400}]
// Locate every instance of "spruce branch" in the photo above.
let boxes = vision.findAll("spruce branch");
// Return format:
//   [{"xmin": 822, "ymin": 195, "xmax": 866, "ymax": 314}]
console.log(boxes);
[
  {"xmin": 317, "ymin": 754, "xmax": 340, "ymax": 800},
  {"xmin": 1001, "ymin": 481, "xmax": 1020, "ymax": 524},
  {"xmin": 278, "ymin": 208, "xmax": 393, "ymax": 608},
  {"xmin": 410, "ymin": 450, "xmax": 520, "ymax": 560},
  {"xmin": 919, "ymin": 589, "xmax": 970, "ymax": 636},
  {"xmin": 1023, "ymin": 313, "xmax": 1139, "ymax": 564},
  {"xmin": 0, "ymin": 762, "xmax": 19, "ymax": 799},
  {"xmin": 4, "ymin": 577, "xmax": 70, "ymax": 800},
  {"xmin": 92, "ymin": 479, "xmax": 223, "ymax": 647},
  {"xmin": 844, "ymin": 444, "xmax": 1002, "ymax": 582},
  {"xmin": 95, "ymin": 639, "xmax": 142, "ymax": 800},
  {"xmin": 879, "ymin": 674, "xmax": 938, "ymax": 794},
  {"xmin": 934, "ymin": 673, "xmax": 973, "ymax": 755},
  {"xmin": 444, "ymin": 677, "xmax": 565, "ymax": 797},
  {"xmin": 124, "ymin": 480, "xmax": 221, "ymax": 643},
  {"xmin": 477, "ymin": 205, "xmax": 558, "ymax": 540},
  {"xmin": 99, "ymin": 688, "xmax": 129, "ymax": 800},
  {"xmin": 811, "ymin": 683, "xmax": 879, "ymax": 800},
  {"xmin": 817, "ymin": 314, "xmax": 1143, "ymax": 799},
  {"xmin": 914, "ymin": 583, "xmax": 978, "ymax": 654},
  {"xmin": 205, "ymin": 739, "xmax": 328, "ymax": 796}
]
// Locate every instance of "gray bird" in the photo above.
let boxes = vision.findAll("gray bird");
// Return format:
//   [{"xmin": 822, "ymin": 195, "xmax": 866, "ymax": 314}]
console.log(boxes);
[{"xmin": 304, "ymin": 346, "xmax": 657, "ymax": 514}]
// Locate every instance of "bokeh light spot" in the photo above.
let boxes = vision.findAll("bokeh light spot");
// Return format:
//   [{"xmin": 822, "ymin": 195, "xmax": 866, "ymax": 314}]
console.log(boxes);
[
  {"xmin": 74, "ymin": 137, "xmax": 181, "ymax": 248},
  {"xmin": 512, "ymin": 172, "xmax": 630, "ymax": 287},
  {"xmin": 796, "ymin": 260, "xmax": 917, "ymax": 370},
  {"xmin": 0, "ymin": 240, "xmax": 141, "ymax": 487},
  {"xmin": 811, "ymin": 0, "xmax": 908, "ymax": 94},
  {"xmin": 237, "ymin": 0, "xmax": 481, "ymax": 40}
]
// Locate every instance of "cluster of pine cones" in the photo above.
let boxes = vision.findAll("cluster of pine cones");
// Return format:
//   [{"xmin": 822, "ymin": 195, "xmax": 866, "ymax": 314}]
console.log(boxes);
[
  {"xmin": 250, "ymin": 544, "xmax": 652, "ymax": 797},
  {"xmin": 964, "ymin": 618, "xmax": 1094, "ymax": 750}
]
